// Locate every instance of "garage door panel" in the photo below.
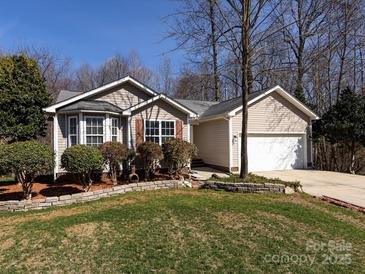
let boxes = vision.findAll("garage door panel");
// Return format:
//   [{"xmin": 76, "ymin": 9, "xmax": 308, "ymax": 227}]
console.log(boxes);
[{"xmin": 240, "ymin": 135, "xmax": 305, "ymax": 172}]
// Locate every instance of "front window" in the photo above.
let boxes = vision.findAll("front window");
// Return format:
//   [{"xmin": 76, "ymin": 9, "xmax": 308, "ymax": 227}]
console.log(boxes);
[
  {"xmin": 145, "ymin": 120, "xmax": 175, "ymax": 145},
  {"xmin": 111, "ymin": 117, "xmax": 119, "ymax": 142},
  {"xmin": 85, "ymin": 117, "xmax": 104, "ymax": 146},
  {"xmin": 68, "ymin": 116, "xmax": 78, "ymax": 147}
]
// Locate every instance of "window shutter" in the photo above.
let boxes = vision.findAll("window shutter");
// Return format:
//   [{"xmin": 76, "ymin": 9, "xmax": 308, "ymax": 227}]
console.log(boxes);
[
  {"xmin": 176, "ymin": 120, "xmax": 183, "ymax": 139},
  {"xmin": 136, "ymin": 118, "xmax": 144, "ymax": 146}
]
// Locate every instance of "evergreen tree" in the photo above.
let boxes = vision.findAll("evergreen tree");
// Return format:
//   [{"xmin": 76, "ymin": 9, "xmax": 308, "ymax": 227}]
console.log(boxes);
[
  {"xmin": 313, "ymin": 87, "xmax": 365, "ymax": 173},
  {"xmin": 0, "ymin": 55, "xmax": 51, "ymax": 142}
]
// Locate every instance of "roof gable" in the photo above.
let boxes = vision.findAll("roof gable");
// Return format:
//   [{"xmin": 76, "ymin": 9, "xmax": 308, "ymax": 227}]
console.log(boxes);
[
  {"xmin": 123, "ymin": 94, "xmax": 197, "ymax": 117},
  {"xmin": 44, "ymin": 76, "xmax": 158, "ymax": 113},
  {"xmin": 184, "ymin": 86, "xmax": 318, "ymax": 121}
]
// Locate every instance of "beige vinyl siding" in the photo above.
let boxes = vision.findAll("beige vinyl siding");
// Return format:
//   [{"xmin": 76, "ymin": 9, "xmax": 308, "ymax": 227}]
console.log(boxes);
[
  {"xmin": 246, "ymin": 92, "xmax": 309, "ymax": 133},
  {"xmin": 130, "ymin": 100, "xmax": 189, "ymax": 149},
  {"xmin": 91, "ymin": 82, "xmax": 152, "ymax": 109},
  {"xmin": 193, "ymin": 119, "xmax": 229, "ymax": 169},
  {"xmin": 231, "ymin": 92, "xmax": 310, "ymax": 168},
  {"xmin": 54, "ymin": 82, "xmax": 194, "ymax": 172},
  {"xmin": 57, "ymin": 114, "xmax": 67, "ymax": 171}
]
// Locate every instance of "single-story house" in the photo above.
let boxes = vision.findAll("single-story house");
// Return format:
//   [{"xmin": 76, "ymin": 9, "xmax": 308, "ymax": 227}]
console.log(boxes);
[{"xmin": 43, "ymin": 75, "xmax": 318, "ymax": 177}]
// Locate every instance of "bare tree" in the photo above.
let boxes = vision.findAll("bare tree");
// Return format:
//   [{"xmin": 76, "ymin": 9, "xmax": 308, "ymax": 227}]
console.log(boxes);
[
  {"xmin": 75, "ymin": 63, "xmax": 96, "ymax": 92},
  {"xmin": 166, "ymin": 0, "xmax": 222, "ymax": 101},
  {"xmin": 174, "ymin": 62, "xmax": 215, "ymax": 100},
  {"xmin": 18, "ymin": 46, "xmax": 74, "ymax": 100},
  {"xmin": 212, "ymin": 0, "xmax": 286, "ymax": 178},
  {"xmin": 157, "ymin": 56, "xmax": 175, "ymax": 95},
  {"xmin": 273, "ymin": 0, "xmax": 329, "ymax": 102}
]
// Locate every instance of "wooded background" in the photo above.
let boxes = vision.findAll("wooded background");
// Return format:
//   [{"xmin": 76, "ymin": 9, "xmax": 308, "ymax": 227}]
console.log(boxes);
[{"xmin": 2, "ymin": 0, "xmax": 365, "ymax": 174}]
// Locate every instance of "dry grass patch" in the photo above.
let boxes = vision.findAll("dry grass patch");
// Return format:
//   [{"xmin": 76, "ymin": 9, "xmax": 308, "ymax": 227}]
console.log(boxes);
[
  {"xmin": 66, "ymin": 222, "xmax": 98, "ymax": 238},
  {"xmin": 215, "ymin": 212, "xmax": 251, "ymax": 230},
  {"xmin": 0, "ymin": 239, "xmax": 15, "ymax": 251}
]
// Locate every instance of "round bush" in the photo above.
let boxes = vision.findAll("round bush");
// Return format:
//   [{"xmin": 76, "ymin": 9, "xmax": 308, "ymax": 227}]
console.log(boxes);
[
  {"xmin": 137, "ymin": 141, "xmax": 163, "ymax": 180},
  {"xmin": 61, "ymin": 145, "xmax": 103, "ymax": 191},
  {"xmin": 99, "ymin": 141, "xmax": 128, "ymax": 184},
  {"xmin": 162, "ymin": 138, "xmax": 197, "ymax": 174},
  {"xmin": 6, "ymin": 141, "xmax": 54, "ymax": 199}
]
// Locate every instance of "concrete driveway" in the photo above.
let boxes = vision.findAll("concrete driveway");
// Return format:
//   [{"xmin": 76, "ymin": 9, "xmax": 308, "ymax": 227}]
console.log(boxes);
[{"xmin": 254, "ymin": 170, "xmax": 365, "ymax": 208}]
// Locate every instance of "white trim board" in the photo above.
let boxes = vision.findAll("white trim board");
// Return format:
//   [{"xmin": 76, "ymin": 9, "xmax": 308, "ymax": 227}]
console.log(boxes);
[
  {"xmin": 247, "ymin": 131, "xmax": 306, "ymax": 135},
  {"xmin": 53, "ymin": 113, "xmax": 59, "ymax": 180},
  {"xmin": 123, "ymin": 94, "xmax": 197, "ymax": 118},
  {"xmin": 228, "ymin": 117, "xmax": 232, "ymax": 172}
]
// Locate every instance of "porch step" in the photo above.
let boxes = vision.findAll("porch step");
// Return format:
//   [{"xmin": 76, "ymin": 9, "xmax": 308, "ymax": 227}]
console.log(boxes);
[{"xmin": 191, "ymin": 158, "xmax": 206, "ymax": 168}]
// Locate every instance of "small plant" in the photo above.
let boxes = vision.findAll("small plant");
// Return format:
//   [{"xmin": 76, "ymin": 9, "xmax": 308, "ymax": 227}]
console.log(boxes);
[
  {"xmin": 136, "ymin": 141, "xmax": 163, "ymax": 181},
  {"xmin": 100, "ymin": 141, "xmax": 128, "ymax": 185},
  {"xmin": 3, "ymin": 141, "xmax": 54, "ymax": 199},
  {"xmin": 61, "ymin": 145, "xmax": 103, "ymax": 192},
  {"xmin": 162, "ymin": 138, "xmax": 197, "ymax": 175}
]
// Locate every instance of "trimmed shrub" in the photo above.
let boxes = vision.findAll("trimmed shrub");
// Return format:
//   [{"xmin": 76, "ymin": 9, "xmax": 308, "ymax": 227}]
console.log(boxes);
[
  {"xmin": 5, "ymin": 141, "xmax": 54, "ymax": 199},
  {"xmin": 162, "ymin": 138, "xmax": 197, "ymax": 175},
  {"xmin": 61, "ymin": 145, "xmax": 103, "ymax": 192},
  {"xmin": 99, "ymin": 141, "xmax": 128, "ymax": 185},
  {"xmin": 0, "ymin": 143, "xmax": 10, "ymax": 175},
  {"xmin": 136, "ymin": 141, "xmax": 163, "ymax": 180}
]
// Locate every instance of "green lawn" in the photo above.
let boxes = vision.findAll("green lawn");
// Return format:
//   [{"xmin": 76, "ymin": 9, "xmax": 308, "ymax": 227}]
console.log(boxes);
[{"xmin": 0, "ymin": 189, "xmax": 364, "ymax": 273}]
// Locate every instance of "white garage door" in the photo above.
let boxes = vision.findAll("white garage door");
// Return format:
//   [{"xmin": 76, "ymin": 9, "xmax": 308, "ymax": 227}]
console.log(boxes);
[{"xmin": 239, "ymin": 134, "xmax": 306, "ymax": 172}]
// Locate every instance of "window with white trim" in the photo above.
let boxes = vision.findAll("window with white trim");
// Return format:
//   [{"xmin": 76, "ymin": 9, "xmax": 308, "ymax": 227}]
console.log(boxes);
[
  {"xmin": 85, "ymin": 117, "xmax": 104, "ymax": 146},
  {"xmin": 111, "ymin": 117, "xmax": 119, "ymax": 142},
  {"xmin": 68, "ymin": 116, "xmax": 78, "ymax": 147},
  {"xmin": 145, "ymin": 120, "xmax": 175, "ymax": 145}
]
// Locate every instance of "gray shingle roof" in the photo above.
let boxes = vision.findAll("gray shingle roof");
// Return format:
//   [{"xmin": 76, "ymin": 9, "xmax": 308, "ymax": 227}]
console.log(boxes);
[
  {"xmin": 175, "ymin": 99, "xmax": 219, "ymax": 115},
  {"xmin": 56, "ymin": 90, "xmax": 82, "ymax": 103},
  {"xmin": 58, "ymin": 100, "xmax": 123, "ymax": 113},
  {"xmin": 177, "ymin": 88, "xmax": 272, "ymax": 119}
]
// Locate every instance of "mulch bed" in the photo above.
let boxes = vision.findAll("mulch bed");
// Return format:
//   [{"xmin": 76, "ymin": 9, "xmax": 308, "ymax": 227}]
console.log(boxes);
[
  {"xmin": 0, "ymin": 176, "xmax": 114, "ymax": 201},
  {"xmin": 0, "ymin": 170, "xmax": 177, "ymax": 201}
]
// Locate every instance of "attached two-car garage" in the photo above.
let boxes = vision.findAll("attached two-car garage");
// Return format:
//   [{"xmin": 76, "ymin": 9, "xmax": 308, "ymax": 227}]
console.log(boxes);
[
  {"xmin": 238, "ymin": 134, "xmax": 306, "ymax": 172},
  {"xmin": 189, "ymin": 86, "xmax": 318, "ymax": 173}
]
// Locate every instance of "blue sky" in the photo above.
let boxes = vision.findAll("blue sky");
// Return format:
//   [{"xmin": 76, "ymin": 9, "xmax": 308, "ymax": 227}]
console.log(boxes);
[{"xmin": 0, "ymin": 0, "xmax": 184, "ymax": 72}]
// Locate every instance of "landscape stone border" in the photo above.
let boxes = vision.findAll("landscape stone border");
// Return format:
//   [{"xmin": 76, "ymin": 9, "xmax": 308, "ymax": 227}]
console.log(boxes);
[
  {"xmin": 0, "ymin": 180, "xmax": 184, "ymax": 212},
  {"xmin": 201, "ymin": 182, "xmax": 285, "ymax": 194}
]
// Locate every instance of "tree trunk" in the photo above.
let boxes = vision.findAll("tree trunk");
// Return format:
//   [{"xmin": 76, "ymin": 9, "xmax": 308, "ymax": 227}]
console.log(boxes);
[
  {"xmin": 336, "ymin": 2, "xmax": 349, "ymax": 100},
  {"xmin": 209, "ymin": 0, "xmax": 220, "ymax": 101},
  {"xmin": 112, "ymin": 166, "xmax": 118, "ymax": 186},
  {"xmin": 20, "ymin": 173, "xmax": 33, "ymax": 200},
  {"xmin": 239, "ymin": 0, "xmax": 250, "ymax": 179},
  {"xmin": 349, "ymin": 141, "xmax": 356, "ymax": 174},
  {"xmin": 360, "ymin": 47, "xmax": 365, "ymax": 96},
  {"xmin": 294, "ymin": 0, "xmax": 306, "ymax": 103}
]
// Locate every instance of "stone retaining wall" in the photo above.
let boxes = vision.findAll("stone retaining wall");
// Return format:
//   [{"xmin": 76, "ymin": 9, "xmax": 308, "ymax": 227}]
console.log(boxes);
[
  {"xmin": 201, "ymin": 182, "xmax": 285, "ymax": 194},
  {"xmin": 0, "ymin": 180, "xmax": 183, "ymax": 212}
]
